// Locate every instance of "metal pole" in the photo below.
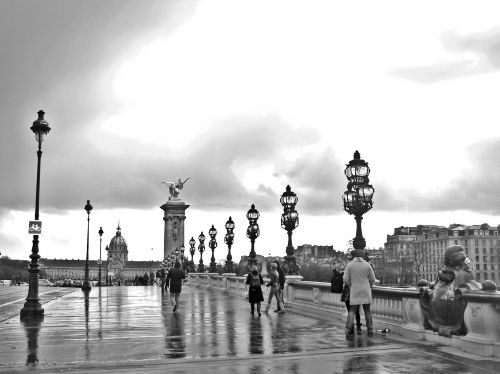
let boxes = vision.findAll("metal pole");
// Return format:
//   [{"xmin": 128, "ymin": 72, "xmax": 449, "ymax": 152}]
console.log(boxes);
[{"xmin": 21, "ymin": 140, "xmax": 44, "ymax": 319}]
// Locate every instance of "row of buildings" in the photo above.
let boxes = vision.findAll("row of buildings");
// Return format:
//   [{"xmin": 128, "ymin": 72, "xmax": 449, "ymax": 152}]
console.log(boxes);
[
  {"xmin": 40, "ymin": 225, "xmax": 161, "ymax": 284},
  {"xmin": 39, "ymin": 222, "xmax": 499, "ymax": 287},
  {"xmin": 381, "ymin": 223, "xmax": 499, "ymax": 285}
]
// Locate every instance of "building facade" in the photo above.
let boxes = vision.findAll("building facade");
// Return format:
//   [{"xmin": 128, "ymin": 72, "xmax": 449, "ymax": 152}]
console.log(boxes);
[
  {"xmin": 40, "ymin": 225, "xmax": 161, "ymax": 284},
  {"xmin": 383, "ymin": 223, "xmax": 500, "ymax": 285}
]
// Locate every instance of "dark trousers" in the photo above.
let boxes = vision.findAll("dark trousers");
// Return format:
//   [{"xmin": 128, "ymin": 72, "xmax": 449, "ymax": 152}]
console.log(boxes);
[
  {"xmin": 346, "ymin": 304, "xmax": 373, "ymax": 336},
  {"xmin": 345, "ymin": 300, "xmax": 361, "ymax": 328}
]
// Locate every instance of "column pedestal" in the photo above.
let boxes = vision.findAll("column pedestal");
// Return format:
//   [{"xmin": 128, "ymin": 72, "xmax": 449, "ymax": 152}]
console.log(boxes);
[{"xmin": 160, "ymin": 199, "xmax": 189, "ymax": 259}]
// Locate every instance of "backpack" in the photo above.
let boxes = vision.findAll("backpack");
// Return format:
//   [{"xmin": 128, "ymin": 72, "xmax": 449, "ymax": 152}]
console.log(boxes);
[{"xmin": 250, "ymin": 274, "xmax": 261, "ymax": 289}]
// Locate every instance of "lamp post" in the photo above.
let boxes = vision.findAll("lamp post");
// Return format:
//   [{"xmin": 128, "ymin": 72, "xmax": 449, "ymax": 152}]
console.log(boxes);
[
  {"xmin": 208, "ymin": 225, "xmax": 218, "ymax": 273},
  {"xmin": 21, "ymin": 110, "xmax": 51, "ymax": 320},
  {"xmin": 224, "ymin": 216, "xmax": 235, "ymax": 273},
  {"xmin": 246, "ymin": 204, "xmax": 260, "ymax": 269},
  {"xmin": 342, "ymin": 151, "xmax": 375, "ymax": 252},
  {"xmin": 82, "ymin": 200, "xmax": 93, "ymax": 292},
  {"xmin": 97, "ymin": 227, "xmax": 104, "ymax": 286},
  {"xmin": 189, "ymin": 237, "xmax": 196, "ymax": 273},
  {"xmin": 280, "ymin": 185, "xmax": 300, "ymax": 275},
  {"xmin": 198, "ymin": 232, "xmax": 206, "ymax": 272}
]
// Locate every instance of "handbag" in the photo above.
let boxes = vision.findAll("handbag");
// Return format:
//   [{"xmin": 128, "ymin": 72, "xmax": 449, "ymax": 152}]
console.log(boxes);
[{"xmin": 340, "ymin": 284, "xmax": 350, "ymax": 302}]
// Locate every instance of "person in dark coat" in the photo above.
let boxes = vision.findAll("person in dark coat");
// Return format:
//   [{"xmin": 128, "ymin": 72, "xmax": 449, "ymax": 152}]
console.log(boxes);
[
  {"xmin": 166, "ymin": 261, "xmax": 186, "ymax": 312},
  {"xmin": 245, "ymin": 265, "xmax": 264, "ymax": 316}
]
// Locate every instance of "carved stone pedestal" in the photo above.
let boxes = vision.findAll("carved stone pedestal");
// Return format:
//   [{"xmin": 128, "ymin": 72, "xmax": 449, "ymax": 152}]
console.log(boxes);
[{"xmin": 160, "ymin": 199, "xmax": 189, "ymax": 259}]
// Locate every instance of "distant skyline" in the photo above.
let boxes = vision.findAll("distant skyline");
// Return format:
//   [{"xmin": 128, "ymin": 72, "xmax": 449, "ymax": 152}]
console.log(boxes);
[{"xmin": 1, "ymin": 1, "xmax": 500, "ymax": 262}]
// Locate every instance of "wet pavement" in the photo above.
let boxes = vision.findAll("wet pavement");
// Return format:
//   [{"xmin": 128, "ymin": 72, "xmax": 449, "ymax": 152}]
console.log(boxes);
[{"xmin": 0, "ymin": 286, "xmax": 498, "ymax": 373}]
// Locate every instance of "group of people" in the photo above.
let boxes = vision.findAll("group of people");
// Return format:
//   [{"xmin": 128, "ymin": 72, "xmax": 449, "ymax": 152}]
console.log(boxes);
[
  {"xmin": 331, "ymin": 249, "xmax": 376, "ymax": 338},
  {"xmin": 245, "ymin": 261, "xmax": 286, "ymax": 316}
]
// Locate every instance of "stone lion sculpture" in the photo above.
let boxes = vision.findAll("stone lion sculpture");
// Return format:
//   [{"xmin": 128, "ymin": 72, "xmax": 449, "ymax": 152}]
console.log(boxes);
[{"xmin": 419, "ymin": 245, "xmax": 496, "ymax": 337}]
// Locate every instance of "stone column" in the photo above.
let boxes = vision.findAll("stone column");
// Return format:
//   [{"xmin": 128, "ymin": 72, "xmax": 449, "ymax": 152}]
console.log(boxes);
[{"xmin": 160, "ymin": 199, "xmax": 190, "ymax": 260}]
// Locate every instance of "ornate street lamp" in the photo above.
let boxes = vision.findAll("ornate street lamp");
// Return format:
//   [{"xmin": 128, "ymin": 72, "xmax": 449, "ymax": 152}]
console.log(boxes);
[
  {"xmin": 280, "ymin": 185, "xmax": 300, "ymax": 275},
  {"xmin": 246, "ymin": 204, "xmax": 260, "ymax": 268},
  {"xmin": 342, "ymin": 151, "xmax": 375, "ymax": 251},
  {"xmin": 21, "ymin": 110, "xmax": 51, "ymax": 320},
  {"xmin": 224, "ymin": 217, "xmax": 235, "ymax": 273},
  {"xmin": 82, "ymin": 200, "xmax": 93, "ymax": 292},
  {"xmin": 97, "ymin": 227, "xmax": 104, "ymax": 286},
  {"xmin": 198, "ymin": 232, "xmax": 206, "ymax": 272},
  {"xmin": 208, "ymin": 225, "xmax": 218, "ymax": 273},
  {"xmin": 188, "ymin": 237, "xmax": 196, "ymax": 272}
]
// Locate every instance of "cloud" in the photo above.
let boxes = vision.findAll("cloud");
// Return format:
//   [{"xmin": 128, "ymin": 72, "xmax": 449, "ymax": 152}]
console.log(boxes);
[
  {"xmin": 0, "ymin": 114, "xmax": 324, "ymax": 214},
  {"xmin": 392, "ymin": 26, "xmax": 500, "ymax": 83},
  {"xmin": 399, "ymin": 138, "xmax": 500, "ymax": 214},
  {"xmin": 0, "ymin": 0, "xmax": 197, "ymax": 211}
]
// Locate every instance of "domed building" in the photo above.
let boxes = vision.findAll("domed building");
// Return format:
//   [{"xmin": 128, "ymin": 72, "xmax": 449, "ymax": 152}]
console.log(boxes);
[
  {"xmin": 106, "ymin": 224, "xmax": 129, "ymax": 280},
  {"xmin": 40, "ymin": 224, "xmax": 161, "ymax": 285}
]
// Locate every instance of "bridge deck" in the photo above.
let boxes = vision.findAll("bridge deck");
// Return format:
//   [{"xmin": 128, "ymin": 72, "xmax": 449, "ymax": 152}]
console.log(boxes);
[{"xmin": 0, "ymin": 286, "xmax": 497, "ymax": 373}]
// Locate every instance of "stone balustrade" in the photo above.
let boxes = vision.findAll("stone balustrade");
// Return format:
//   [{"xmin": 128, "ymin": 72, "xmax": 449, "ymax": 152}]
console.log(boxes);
[{"xmin": 186, "ymin": 272, "xmax": 500, "ymax": 357}]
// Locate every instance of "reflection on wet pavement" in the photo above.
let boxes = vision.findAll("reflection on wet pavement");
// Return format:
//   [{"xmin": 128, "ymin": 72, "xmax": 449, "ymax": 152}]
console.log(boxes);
[{"xmin": 0, "ymin": 286, "xmax": 497, "ymax": 373}]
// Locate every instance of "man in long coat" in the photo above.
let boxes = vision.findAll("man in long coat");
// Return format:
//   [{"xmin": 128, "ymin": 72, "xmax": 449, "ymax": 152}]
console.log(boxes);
[
  {"xmin": 166, "ymin": 261, "xmax": 186, "ymax": 312},
  {"xmin": 343, "ymin": 249, "xmax": 376, "ymax": 337}
]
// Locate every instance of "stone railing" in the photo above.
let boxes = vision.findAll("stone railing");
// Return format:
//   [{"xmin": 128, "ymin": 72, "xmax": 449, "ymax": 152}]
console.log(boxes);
[{"xmin": 186, "ymin": 273, "xmax": 500, "ymax": 357}]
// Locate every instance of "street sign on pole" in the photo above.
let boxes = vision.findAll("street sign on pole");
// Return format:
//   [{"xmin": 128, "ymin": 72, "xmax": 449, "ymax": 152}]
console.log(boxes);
[{"xmin": 28, "ymin": 221, "xmax": 42, "ymax": 234}]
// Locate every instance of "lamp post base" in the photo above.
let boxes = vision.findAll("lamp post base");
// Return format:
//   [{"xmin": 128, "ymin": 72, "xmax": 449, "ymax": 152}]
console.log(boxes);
[
  {"xmin": 81, "ymin": 282, "xmax": 91, "ymax": 292},
  {"xmin": 283, "ymin": 255, "xmax": 301, "ymax": 275},
  {"xmin": 20, "ymin": 302, "xmax": 44, "ymax": 320}
]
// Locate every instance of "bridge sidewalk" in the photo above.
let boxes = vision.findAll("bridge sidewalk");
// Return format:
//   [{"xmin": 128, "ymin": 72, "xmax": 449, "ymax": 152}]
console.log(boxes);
[{"xmin": 0, "ymin": 286, "xmax": 497, "ymax": 373}]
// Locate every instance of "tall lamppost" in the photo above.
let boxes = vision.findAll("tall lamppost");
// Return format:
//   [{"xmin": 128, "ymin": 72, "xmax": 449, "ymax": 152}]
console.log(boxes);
[
  {"xmin": 198, "ymin": 232, "xmax": 206, "ymax": 272},
  {"xmin": 208, "ymin": 225, "xmax": 218, "ymax": 273},
  {"xmin": 97, "ymin": 227, "xmax": 104, "ymax": 286},
  {"xmin": 246, "ymin": 204, "xmax": 260, "ymax": 269},
  {"xmin": 21, "ymin": 110, "xmax": 51, "ymax": 320},
  {"xmin": 82, "ymin": 200, "xmax": 93, "ymax": 292},
  {"xmin": 224, "ymin": 217, "xmax": 235, "ymax": 273},
  {"xmin": 280, "ymin": 185, "xmax": 300, "ymax": 275},
  {"xmin": 342, "ymin": 151, "xmax": 375, "ymax": 252},
  {"xmin": 189, "ymin": 237, "xmax": 196, "ymax": 272}
]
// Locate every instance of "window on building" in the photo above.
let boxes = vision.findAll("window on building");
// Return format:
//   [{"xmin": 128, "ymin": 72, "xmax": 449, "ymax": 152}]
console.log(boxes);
[
  {"xmin": 483, "ymin": 256, "xmax": 487, "ymax": 263},
  {"xmin": 454, "ymin": 239, "xmax": 458, "ymax": 245},
  {"xmin": 484, "ymin": 264, "xmax": 488, "ymax": 270},
  {"xmin": 474, "ymin": 230, "xmax": 478, "ymax": 236},
  {"xmin": 475, "ymin": 264, "xmax": 480, "ymax": 270},
  {"xmin": 475, "ymin": 239, "xmax": 479, "ymax": 246},
  {"xmin": 475, "ymin": 248, "xmax": 479, "ymax": 254},
  {"xmin": 482, "ymin": 238, "xmax": 486, "ymax": 245},
  {"xmin": 483, "ymin": 247, "xmax": 487, "ymax": 254}
]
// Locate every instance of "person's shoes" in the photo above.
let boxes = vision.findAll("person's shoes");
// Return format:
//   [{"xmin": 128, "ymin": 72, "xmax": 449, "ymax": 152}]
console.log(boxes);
[
  {"xmin": 357, "ymin": 326, "xmax": 362, "ymax": 334},
  {"xmin": 258, "ymin": 312, "xmax": 261, "ymax": 317},
  {"xmin": 273, "ymin": 309, "xmax": 281, "ymax": 313},
  {"xmin": 250, "ymin": 311, "xmax": 254, "ymax": 316},
  {"xmin": 367, "ymin": 330, "xmax": 374, "ymax": 337},
  {"xmin": 173, "ymin": 304, "xmax": 177, "ymax": 312},
  {"xmin": 278, "ymin": 310, "xmax": 285, "ymax": 314},
  {"xmin": 262, "ymin": 310, "xmax": 268, "ymax": 315}
]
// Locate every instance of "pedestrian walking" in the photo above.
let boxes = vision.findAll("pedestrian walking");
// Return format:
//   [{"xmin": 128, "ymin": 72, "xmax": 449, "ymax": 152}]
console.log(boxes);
[
  {"xmin": 245, "ymin": 265, "xmax": 264, "ymax": 316},
  {"xmin": 263, "ymin": 262, "xmax": 285, "ymax": 314},
  {"xmin": 166, "ymin": 261, "xmax": 186, "ymax": 312},
  {"xmin": 343, "ymin": 249, "xmax": 376, "ymax": 337},
  {"xmin": 275, "ymin": 261, "xmax": 286, "ymax": 312}
]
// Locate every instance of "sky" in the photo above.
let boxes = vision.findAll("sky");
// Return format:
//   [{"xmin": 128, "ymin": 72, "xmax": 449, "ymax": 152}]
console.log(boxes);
[{"xmin": 1, "ymin": 0, "xmax": 500, "ymax": 263}]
